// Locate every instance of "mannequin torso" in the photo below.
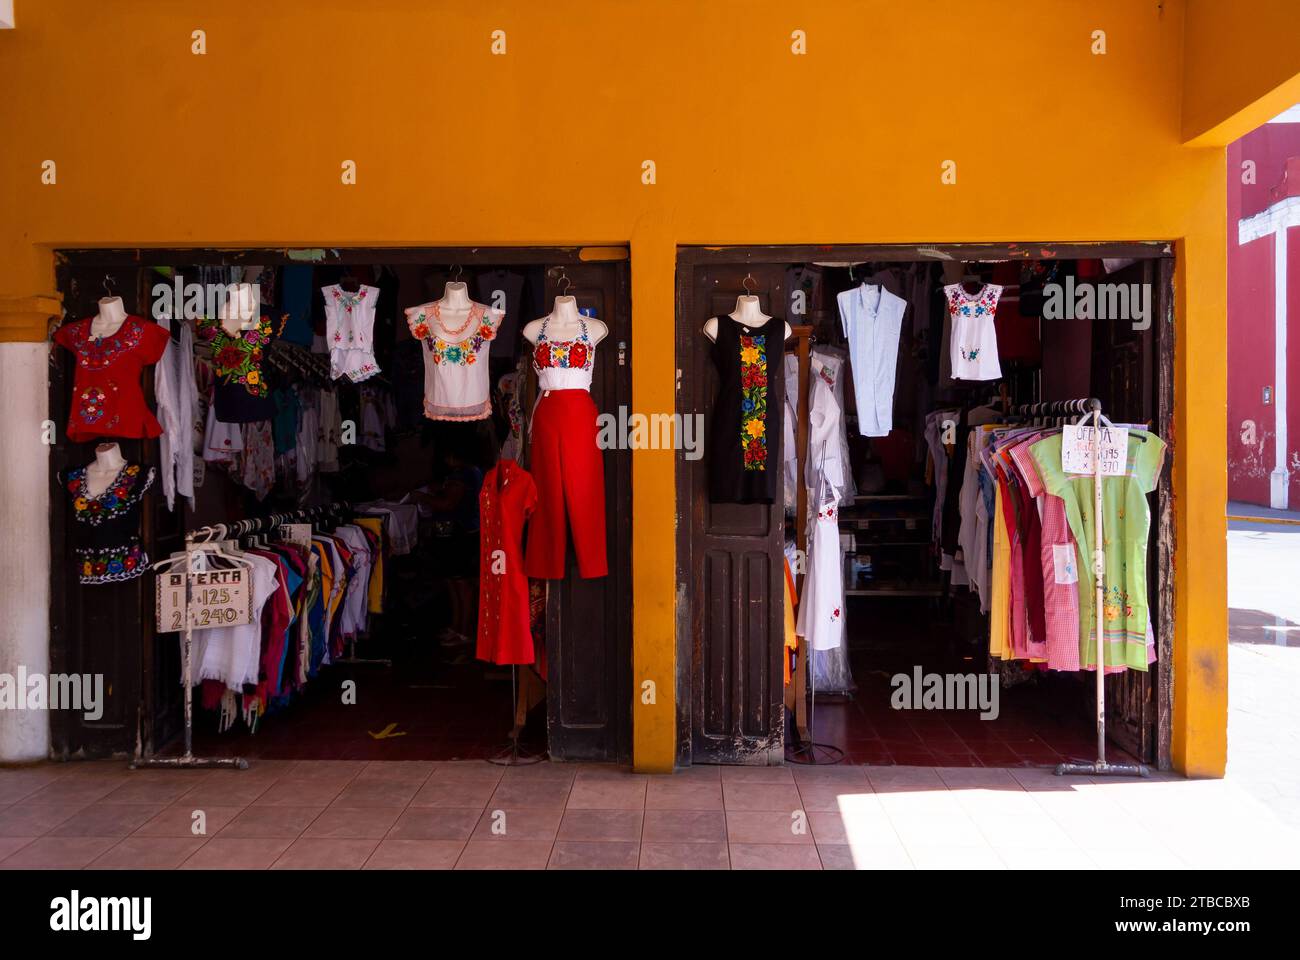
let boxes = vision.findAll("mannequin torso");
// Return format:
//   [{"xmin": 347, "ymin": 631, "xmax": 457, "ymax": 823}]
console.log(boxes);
[
  {"xmin": 405, "ymin": 281, "xmax": 485, "ymax": 342},
  {"xmin": 522, "ymin": 296, "xmax": 608, "ymax": 347},
  {"xmin": 218, "ymin": 283, "xmax": 261, "ymax": 336},
  {"xmin": 90, "ymin": 297, "xmax": 128, "ymax": 339},
  {"xmin": 703, "ymin": 295, "xmax": 792, "ymax": 342},
  {"xmin": 84, "ymin": 443, "xmax": 127, "ymax": 497}
]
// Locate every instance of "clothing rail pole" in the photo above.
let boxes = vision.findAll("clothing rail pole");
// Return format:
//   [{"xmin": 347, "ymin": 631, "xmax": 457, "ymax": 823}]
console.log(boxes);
[
  {"xmin": 1056, "ymin": 398, "xmax": 1148, "ymax": 778},
  {"xmin": 132, "ymin": 532, "xmax": 249, "ymax": 772}
]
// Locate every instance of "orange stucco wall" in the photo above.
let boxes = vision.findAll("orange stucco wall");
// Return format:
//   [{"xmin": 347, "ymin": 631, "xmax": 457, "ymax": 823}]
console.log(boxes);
[{"xmin": 3, "ymin": 0, "xmax": 1295, "ymax": 775}]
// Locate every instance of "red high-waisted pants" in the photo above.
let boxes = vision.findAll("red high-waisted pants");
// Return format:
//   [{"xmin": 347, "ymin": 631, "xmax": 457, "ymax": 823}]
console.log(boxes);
[{"xmin": 524, "ymin": 390, "xmax": 607, "ymax": 579}]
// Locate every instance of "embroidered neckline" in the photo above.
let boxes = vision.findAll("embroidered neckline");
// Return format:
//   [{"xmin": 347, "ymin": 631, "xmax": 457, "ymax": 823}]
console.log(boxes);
[
  {"xmin": 66, "ymin": 463, "xmax": 153, "ymax": 525},
  {"xmin": 200, "ymin": 314, "xmax": 281, "ymax": 397},
  {"xmin": 332, "ymin": 286, "xmax": 368, "ymax": 312},
  {"xmin": 67, "ymin": 316, "xmax": 145, "ymax": 370},
  {"xmin": 410, "ymin": 304, "xmax": 496, "ymax": 366},
  {"xmin": 533, "ymin": 317, "xmax": 593, "ymax": 371}
]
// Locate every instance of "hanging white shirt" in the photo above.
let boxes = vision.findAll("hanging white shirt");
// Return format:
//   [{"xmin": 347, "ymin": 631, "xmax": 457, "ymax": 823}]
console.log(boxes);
[
  {"xmin": 796, "ymin": 372, "xmax": 847, "ymax": 652},
  {"xmin": 191, "ymin": 552, "xmax": 279, "ymax": 689},
  {"xmin": 836, "ymin": 283, "xmax": 906, "ymax": 437}
]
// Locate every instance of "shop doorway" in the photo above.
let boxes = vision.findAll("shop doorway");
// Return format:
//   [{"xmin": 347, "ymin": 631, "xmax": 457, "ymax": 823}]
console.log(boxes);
[
  {"xmin": 675, "ymin": 244, "xmax": 1174, "ymax": 769},
  {"xmin": 49, "ymin": 246, "xmax": 632, "ymax": 764}
]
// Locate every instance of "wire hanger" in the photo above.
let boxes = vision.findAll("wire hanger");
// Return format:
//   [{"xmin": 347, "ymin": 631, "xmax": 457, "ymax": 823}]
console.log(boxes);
[{"xmin": 741, "ymin": 272, "xmax": 756, "ymax": 296}]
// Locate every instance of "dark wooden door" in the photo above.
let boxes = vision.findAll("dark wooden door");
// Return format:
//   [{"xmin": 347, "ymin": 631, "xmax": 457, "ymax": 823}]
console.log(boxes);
[
  {"xmin": 678, "ymin": 263, "xmax": 788, "ymax": 765},
  {"xmin": 541, "ymin": 261, "xmax": 633, "ymax": 762},
  {"xmin": 1091, "ymin": 259, "xmax": 1159, "ymax": 764}
]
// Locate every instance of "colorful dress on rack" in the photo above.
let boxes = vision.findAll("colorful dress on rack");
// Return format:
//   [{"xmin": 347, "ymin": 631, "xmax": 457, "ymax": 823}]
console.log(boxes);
[
  {"xmin": 407, "ymin": 301, "xmax": 504, "ymax": 420},
  {"xmin": 477, "ymin": 459, "xmax": 539, "ymax": 665},
  {"xmin": 54, "ymin": 316, "xmax": 171, "ymax": 443},
  {"xmin": 198, "ymin": 313, "xmax": 288, "ymax": 423},
  {"xmin": 708, "ymin": 315, "xmax": 786, "ymax": 504},
  {"xmin": 63, "ymin": 462, "xmax": 155, "ymax": 585}
]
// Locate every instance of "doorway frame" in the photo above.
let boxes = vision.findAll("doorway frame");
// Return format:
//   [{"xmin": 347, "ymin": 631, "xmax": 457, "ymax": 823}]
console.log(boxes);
[
  {"xmin": 50, "ymin": 243, "xmax": 634, "ymax": 762},
  {"xmin": 674, "ymin": 240, "xmax": 1176, "ymax": 770}
]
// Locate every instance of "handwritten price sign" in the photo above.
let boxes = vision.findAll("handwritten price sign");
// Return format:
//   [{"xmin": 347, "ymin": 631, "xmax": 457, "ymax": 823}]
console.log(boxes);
[{"xmin": 1061, "ymin": 423, "xmax": 1130, "ymax": 477}]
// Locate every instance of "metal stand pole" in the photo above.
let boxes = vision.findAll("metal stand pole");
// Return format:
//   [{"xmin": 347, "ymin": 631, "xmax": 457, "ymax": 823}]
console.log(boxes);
[
  {"xmin": 1057, "ymin": 400, "xmax": 1148, "ymax": 778},
  {"xmin": 489, "ymin": 664, "xmax": 544, "ymax": 766},
  {"xmin": 132, "ymin": 535, "xmax": 247, "ymax": 771}
]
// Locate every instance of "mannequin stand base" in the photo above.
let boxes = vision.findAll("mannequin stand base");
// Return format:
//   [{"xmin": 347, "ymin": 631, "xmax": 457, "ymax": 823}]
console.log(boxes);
[
  {"xmin": 1055, "ymin": 759, "xmax": 1149, "ymax": 778},
  {"xmin": 785, "ymin": 741, "xmax": 845, "ymax": 766},
  {"xmin": 488, "ymin": 733, "xmax": 546, "ymax": 767},
  {"xmin": 131, "ymin": 754, "xmax": 248, "ymax": 771}
]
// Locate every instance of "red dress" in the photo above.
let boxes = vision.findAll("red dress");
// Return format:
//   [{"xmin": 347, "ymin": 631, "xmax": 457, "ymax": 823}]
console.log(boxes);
[
  {"xmin": 477, "ymin": 459, "xmax": 539, "ymax": 665},
  {"xmin": 54, "ymin": 316, "xmax": 170, "ymax": 443}
]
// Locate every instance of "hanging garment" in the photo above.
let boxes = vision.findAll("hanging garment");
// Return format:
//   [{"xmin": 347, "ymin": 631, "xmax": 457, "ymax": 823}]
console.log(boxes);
[
  {"xmin": 322, "ymin": 283, "xmax": 381, "ymax": 383},
  {"xmin": 203, "ymin": 395, "xmax": 243, "ymax": 463},
  {"xmin": 354, "ymin": 517, "xmax": 386, "ymax": 614},
  {"xmin": 63, "ymin": 462, "xmax": 154, "ymax": 585},
  {"xmin": 154, "ymin": 317, "xmax": 199, "ymax": 511},
  {"xmin": 707, "ymin": 315, "xmax": 786, "ymax": 504},
  {"xmin": 497, "ymin": 364, "xmax": 526, "ymax": 462},
  {"xmin": 1030, "ymin": 429, "xmax": 1167, "ymax": 671},
  {"xmin": 783, "ymin": 552, "xmax": 798, "ymax": 686},
  {"xmin": 945, "ymin": 283, "xmax": 1003, "ymax": 381},
  {"xmin": 334, "ymin": 524, "xmax": 374, "ymax": 641},
  {"xmin": 54, "ymin": 315, "xmax": 171, "ymax": 443},
  {"xmin": 318, "ymin": 389, "xmax": 341, "ymax": 472},
  {"xmin": 197, "ymin": 313, "xmax": 287, "ymax": 423},
  {"xmin": 524, "ymin": 317, "xmax": 607, "ymax": 579},
  {"xmin": 407, "ymin": 301, "xmax": 504, "ymax": 420},
  {"xmin": 810, "ymin": 346, "xmax": 857, "ymax": 504},
  {"xmin": 782, "ymin": 353, "xmax": 800, "ymax": 512},
  {"xmin": 240, "ymin": 421, "xmax": 276, "ymax": 501},
  {"xmin": 478, "ymin": 459, "xmax": 539, "ymax": 664},
  {"xmin": 795, "ymin": 371, "xmax": 846, "ymax": 652},
  {"xmin": 836, "ymin": 283, "xmax": 906, "ymax": 437},
  {"xmin": 192, "ymin": 551, "xmax": 279, "ymax": 689}
]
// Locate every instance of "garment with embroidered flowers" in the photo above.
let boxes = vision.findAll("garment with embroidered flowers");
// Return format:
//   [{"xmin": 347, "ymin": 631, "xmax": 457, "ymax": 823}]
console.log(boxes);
[
  {"xmin": 945, "ymin": 282, "xmax": 1003, "ymax": 381},
  {"xmin": 407, "ymin": 301, "xmax": 504, "ymax": 420},
  {"xmin": 53, "ymin": 316, "xmax": 170, "ymax": 443},
  {"xmin": 197, "ymin": 313, "xmax": 288, "ymax": 423},
  {"xmin": 63, "ymin": 462, "xmax": 156, "ymax": 585},
  {"xmin": 322, "ymin": 284, "xmax": 382, "ymax": 383},
  {"xmin": 796, "ymin": 369, "xmax": 847, "ymax": 651},
  {"xmin": 708, "ymin": 315, "xmax": 785, "ymax": 504}
]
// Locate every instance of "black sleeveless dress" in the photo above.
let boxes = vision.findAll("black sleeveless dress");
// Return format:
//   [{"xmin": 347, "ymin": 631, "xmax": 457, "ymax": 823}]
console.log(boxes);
[{"xmin": 708, "ymin": 315, "xmax": 784, "ymax": 504}]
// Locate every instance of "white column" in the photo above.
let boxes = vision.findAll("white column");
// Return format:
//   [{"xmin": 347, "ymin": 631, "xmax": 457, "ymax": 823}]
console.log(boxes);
[
  {"xmin": 0, "ymin": 341, "xmax": 51, "ymax": 761},
  {"xmin": 1271, "ymin": 224, "xmax": 1289, "ymax": 510}
]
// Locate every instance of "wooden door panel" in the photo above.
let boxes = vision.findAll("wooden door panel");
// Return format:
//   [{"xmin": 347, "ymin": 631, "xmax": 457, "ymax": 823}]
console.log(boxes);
[{"xmin": 682, "ymin": 263, "xmax": 787, "ymax": 764}]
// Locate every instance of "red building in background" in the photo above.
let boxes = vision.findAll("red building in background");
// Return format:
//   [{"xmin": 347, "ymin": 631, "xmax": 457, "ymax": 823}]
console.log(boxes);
[{"xmin": 1229, "ymin": 109, "xmax": 1300, "ymax": 509}]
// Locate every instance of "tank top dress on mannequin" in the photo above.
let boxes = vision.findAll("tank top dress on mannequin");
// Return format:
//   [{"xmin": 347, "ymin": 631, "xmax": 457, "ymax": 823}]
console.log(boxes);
[
  {"xmin": 524, "ymin": 316, "xmax": 607, "ymax": 579},
  {"xmin": 708, "ymin": 315, "xmax": 786, "ymax": 504}
]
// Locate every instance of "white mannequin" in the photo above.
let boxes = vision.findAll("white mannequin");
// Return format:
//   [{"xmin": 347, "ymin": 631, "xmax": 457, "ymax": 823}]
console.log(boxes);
[
  {"xmin": 405, "ymin": 281, "xmax": 485, "ymax": 341},
  {"xmin": 702, "ymin": 295, "xmax": 792, "ymax": 342},
  {"xmin": 218, "ymin": 282, "xmax": 261, "ymax": 335},
  {"xmin": 522, "ymin": 295, "xmax": 608, "ymax": 347},
  {"xmin": 90, "ymin": 296, "xmax": 128, "ymax": 339},
  {"xmin": 84, "ymin": 442, "xmax": 127, "ymax": 497}
]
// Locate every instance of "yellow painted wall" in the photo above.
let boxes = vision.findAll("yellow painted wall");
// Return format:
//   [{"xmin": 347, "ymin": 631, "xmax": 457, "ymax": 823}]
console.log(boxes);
[{"xmin": 2, "ymin": 0, "xmax": 1294, "ymax": 776}]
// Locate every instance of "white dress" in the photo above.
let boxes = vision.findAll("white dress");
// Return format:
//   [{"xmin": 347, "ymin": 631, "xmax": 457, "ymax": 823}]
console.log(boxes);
[
  {"xmin": 322, "ymin": 284, "xmax": 381, "ymax": 383},
  {"xmin": 946, "ymin": 283, "xmax": 1003, "ymax": 381},
  {"xmin": 796, "ymin": 371, "xmax": 847, "ymax": 652}
]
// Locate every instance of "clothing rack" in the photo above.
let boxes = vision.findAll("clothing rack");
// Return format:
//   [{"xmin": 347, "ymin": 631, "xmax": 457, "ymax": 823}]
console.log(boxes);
[{"xmin": 1048, "ymin": 398, "xmax": 1149, "ymax": 779}]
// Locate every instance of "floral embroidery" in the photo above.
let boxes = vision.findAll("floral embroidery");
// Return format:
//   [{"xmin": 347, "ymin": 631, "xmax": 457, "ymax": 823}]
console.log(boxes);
[
  {"xmin": 411, "ymin": 310, "xmax": 496, "ymax": 366},
  {"xmin": 739, "ymin": 333, "xmax": 768, "ymax": 471},
  {"xmin": 199, "ymin": 314, "xmax": 284, "ymax": 398},
  {"xmin": 75, "ymin": 541, "xmax": 148, "ymax": 584},
  {"xmin": 533, "ymin": 318, "xmax": 594, "ymax": 371},
  {"xmin": 1102, "ymin": 586, "xmax": 1133, "ymax": 623},
  {"xmin": 77, "ymin": 383, "xmax": 117, "ymax": 426},
  {"xmin": 66, "ymin": 463, "xmax": 153, "ymax": 525},
  {"xmin": 66, "ymin": 317, "xmax": 145, "ymax": 370},
  {"xmin": 332, "ymin": 287, "xmax": 367, "ymax": 313}
]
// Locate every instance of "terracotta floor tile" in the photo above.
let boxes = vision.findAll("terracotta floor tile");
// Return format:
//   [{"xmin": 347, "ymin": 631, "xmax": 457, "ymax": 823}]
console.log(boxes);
[
  {"xmin": 641, "ymin": 808, "xmax": 727, "ymax": 844},
  {"xmin": 645, "ymin": 778, "xmax": 724, "ymax": 811},
  {"xmin": 358, "ymin": 761, "xmax": 437, "ymax": 784},
  {"xmin": 180, "ymin": 837, "xmax": 294, "ymax": 870},
  {"xmin": 179, "ymin": 777, "xmax": 275, "ymax": 807},
  {"xmin": 548, "ymin": 841, "xmax": 639, "ymax": 870},
  {"xmin": 0, "ymin": 768, "xmax": 73, "ymax": 804},
  {"xmin": 0, "ymin": 837, "xmax": 36, "ymax": 861},
  {"xmin": 904, "ymin": 843, "xmax": 1006, "ymax": 869},
  {"xmin": 487, "ymin": 778, "xmax": 573, "ymax": 809},
  {"xmin": 101, "ymin": 771, "xmax": 215, "ymax": 805},
  {"xmin": 729, "ymin": 843, "xmax": 822, "ymax": 870},
  {"xmin": 218, "ymin": 805, "xmax": 324, "ymax": 839},
  {"xmin": 471, "ymin": 807, "xmax": 562, "ymax": 842},
  {"xmin": 363, "ymin": 838, "xmax": 466, "ymax": 869},
  {"xmin": 456, "ymin": 840, "xmax": 553, "ymax": 869},
  {"xmin": 24, "ymin": 777, "xmax": 123, "ymax": 806},
  {"xmin": 284, "ymin": 760, "xmax": 368, "ymax": 781},
  {"xmin": 817, "ymin": 842, "xmax": 915, "ymax": 870},
  {"xmin": 0, "ymin": 802, "xmax": 87, "ymax": 837},
  {"xmin": 50, "ymin": 803, "xmax": 165, "ymax": 838},
  {"xmin": 565, "ymin": 778, "xmax": 647, "ymax": 810},
  {"xmin": 252, "ymin": 778, "xmax": 351, "ymax": 807},
  {"xmin": 720, "ymin": 766, "xmax": 795, "ymax": 784},
  {"xmin": 0, "ymin": 836, "xmax": 119, "ymax": 869},
  {"xmin": 134, "ymin": 804, "xmax": 243, "ymax": 839},
  {"xmin": 725, "ymin": 810, "xmax": 815, "ymax": 845},
  {"xmin": 329, "ymin": 779, "xmax": 420, "ymax": 809},
  {"xmin": 795, "ymin": 782, "xmax": 874, "ymax": 813},
  {"xmin": 639, "ymin": 842, "xmax": 730, "ymax": 870},
  {"xmin": 429, "ymin": 761, "xmax": 505, "ymax": 783},
  {"xmin": 271, "ymin": 837, "xmax": 379, "ymax": 869},
  {"xmin": 87, "ymin": 836, "xmax": 208, "ymax": 870},
  {"xmin": 498, "ymin": 763, "xmax": 576, "ymax": 783},
  {"xmin": 306, "ymin": 806, "xmax": 403, "ymax": 839},
  {"xmin": 410, "ymin": 778, "xmax": 498, "ymax": 808},
  {"xmin": 387, "ymin": 807, "xmax": 482, "ymax": 841},
  {"xmin": 557, "ymin": 808, "xmax": 644, "ymax": 842},
  {"xmin": 721, "ymin": 782, "xmax": 802, "ymax": 812}
]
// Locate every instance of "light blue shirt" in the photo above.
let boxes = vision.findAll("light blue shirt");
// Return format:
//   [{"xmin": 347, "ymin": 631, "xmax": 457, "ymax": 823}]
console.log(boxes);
[{"xmin": 836, "ymin": 283, "xmax": 906, "ymax": 437}]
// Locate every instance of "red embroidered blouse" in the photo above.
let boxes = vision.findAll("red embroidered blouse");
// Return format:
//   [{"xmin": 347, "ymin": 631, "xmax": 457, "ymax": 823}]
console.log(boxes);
[{"xmin": 53, "ymin": 316, "xmax": 170, "ymax": 443}]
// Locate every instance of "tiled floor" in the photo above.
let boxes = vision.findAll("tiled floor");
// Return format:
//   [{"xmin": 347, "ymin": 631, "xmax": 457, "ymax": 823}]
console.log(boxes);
[{"xmin": 2, "ymin": 759, "xmax": 1297, "ymax": 869}]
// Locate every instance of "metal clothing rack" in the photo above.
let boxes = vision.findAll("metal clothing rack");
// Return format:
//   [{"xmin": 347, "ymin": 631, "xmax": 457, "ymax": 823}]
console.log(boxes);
[{"xmin": 1047, "ymin": 398, "xmax": 1149, "ymax": 779}]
